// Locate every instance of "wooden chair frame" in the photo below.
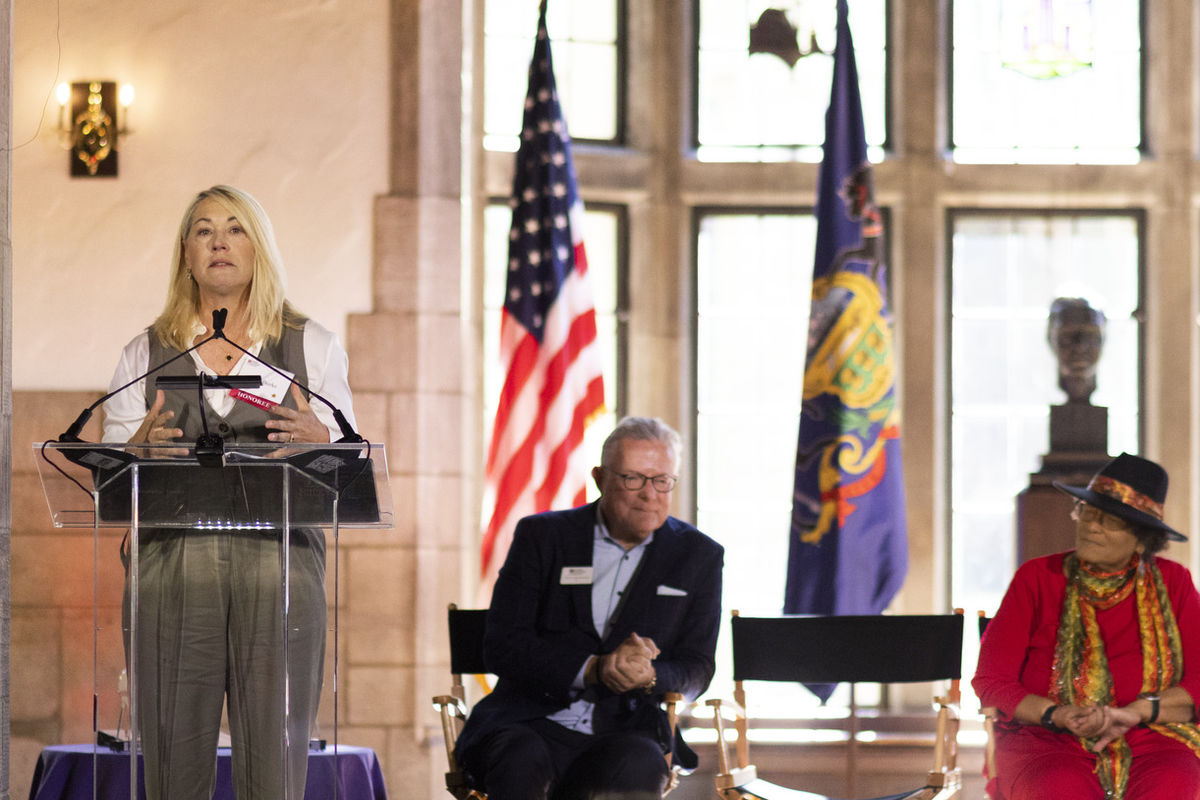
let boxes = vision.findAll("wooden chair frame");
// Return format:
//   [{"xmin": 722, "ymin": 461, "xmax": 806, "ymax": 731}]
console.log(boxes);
[
  {"xmin": 707, "ymin": 610, "xmax": 965, "ymax": 800},
  {"xmin": 432, "ymin": 604, "xmax": 490, "ymax": 800},
  {"xmin": 977, "ymin": 611, "xmax": 999, "ymax": 799}
]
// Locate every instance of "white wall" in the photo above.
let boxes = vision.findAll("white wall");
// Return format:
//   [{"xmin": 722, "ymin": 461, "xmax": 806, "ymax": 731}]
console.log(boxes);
[{"xmin": 12, "ymin": 0, "xmax": 388, "ymax": 390}]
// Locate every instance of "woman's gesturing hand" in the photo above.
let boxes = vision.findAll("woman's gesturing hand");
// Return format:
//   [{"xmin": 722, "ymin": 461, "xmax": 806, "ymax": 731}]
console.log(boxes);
[
  {"xmin": 265, "ymin": 383, "xmax": 330, "ymax": 444},
  {"xmin": 129, "ymin": 389, "xmax": 185, "ymax": 457}
]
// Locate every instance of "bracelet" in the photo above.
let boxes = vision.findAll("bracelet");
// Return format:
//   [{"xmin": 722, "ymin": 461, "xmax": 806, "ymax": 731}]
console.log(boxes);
[
  {"xmin": 643, "ymin": 671, "xmax": 657, "ymax": 695},
  {"xmin": 1040, "ymin": 704, "xmax": 1065, "ymax": 733},
  {"xmin": 1138, "ymin": 692, "xmax": 1161, "ymax": 724}
]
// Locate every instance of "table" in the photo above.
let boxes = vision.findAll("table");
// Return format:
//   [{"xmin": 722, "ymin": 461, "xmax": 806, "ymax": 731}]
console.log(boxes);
[{"xmin": 28, "ymin": 744, "xmax": 389, "ymax": 800}]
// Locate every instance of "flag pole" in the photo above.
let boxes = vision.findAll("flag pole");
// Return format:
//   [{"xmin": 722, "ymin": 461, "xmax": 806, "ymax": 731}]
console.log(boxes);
[
  {"xmin": 783, "ymin": 0, "xmax": 907, "ymax": 643},
  {"xmin": 479, "ymin": 0, "xmax": 606, "ymax": 604}
]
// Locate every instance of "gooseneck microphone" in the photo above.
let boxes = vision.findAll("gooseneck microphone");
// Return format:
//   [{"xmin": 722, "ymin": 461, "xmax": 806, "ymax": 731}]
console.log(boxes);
[
  {"xmin": 59, "ymin": 308, "xmax": 363, "ymax": 445},
  {"xmin": 58, "ymin": 311, "xmax": 239, "ymax": 443},
  {"xmin": 207, "ymin": 308, "xmax": 364, "ymax": 444}
]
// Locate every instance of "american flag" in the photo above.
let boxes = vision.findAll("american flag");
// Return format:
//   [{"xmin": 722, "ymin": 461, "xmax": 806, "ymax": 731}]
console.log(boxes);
[{"xmin": 480, "ymin": 0, "xmax": 606, "ymax": 598}]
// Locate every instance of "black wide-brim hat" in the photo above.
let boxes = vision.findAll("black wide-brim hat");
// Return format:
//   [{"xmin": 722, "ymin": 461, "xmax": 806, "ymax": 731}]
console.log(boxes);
[{"xmin": 1053, "ymin": 452, "xmax": 1187, "ymax": 542}]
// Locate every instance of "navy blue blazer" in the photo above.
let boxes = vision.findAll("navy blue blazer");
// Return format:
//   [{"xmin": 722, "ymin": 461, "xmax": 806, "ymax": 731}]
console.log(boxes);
[{"xmin": 456, "ymin": 502, "xmax": 724, "ymax": 765}]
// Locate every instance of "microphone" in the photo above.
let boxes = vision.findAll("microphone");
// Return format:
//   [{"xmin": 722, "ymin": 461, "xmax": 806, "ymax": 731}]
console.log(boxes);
[
  {"xmin": 208, "ymin": 310, "xmax": 364, "ymax": 444},
  {"xmin": 60, "ymin": 307, "xmax": 362, "ymax": 445},
  {"xmin": 58, "ymin": 313, "xmax": 230, "ymax": 443},
  {"xmin": 154, "ymin": 374, "xmax": 266, "ymax": 468}
]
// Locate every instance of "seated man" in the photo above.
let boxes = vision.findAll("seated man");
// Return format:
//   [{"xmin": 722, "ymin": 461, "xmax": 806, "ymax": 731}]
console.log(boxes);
[{"xmin": 456, "ymin": 416, "xmax": 725, "ymax": 800}]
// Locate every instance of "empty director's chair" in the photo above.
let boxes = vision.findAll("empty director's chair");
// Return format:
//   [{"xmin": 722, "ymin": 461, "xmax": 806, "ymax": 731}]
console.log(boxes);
[
  {"xmin": 707, "ymin": 610, "xmax": 964, "ymax": 800},
  {"xmin": 431, "ymin": 603, "xmax": 689, "ymax": 799}
]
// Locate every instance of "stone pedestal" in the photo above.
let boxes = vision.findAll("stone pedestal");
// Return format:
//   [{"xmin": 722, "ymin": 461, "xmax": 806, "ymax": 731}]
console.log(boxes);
[
  {"xmin": 1016, "ymin": 403, "xmax": 1111, "ymax": 564},
  {"xmin": 1042, "ymin": 403, "xmax": 1111, "ymax": 473}
]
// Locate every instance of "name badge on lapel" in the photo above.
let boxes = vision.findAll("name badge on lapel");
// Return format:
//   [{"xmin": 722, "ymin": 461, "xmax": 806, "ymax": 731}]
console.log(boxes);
[{"xmin": 560, "ymin": 566, "xmax": 594, "ymax": 586}]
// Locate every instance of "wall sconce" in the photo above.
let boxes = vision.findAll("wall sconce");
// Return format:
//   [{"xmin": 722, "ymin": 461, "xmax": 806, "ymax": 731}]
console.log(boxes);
[{"xmin": 56, "ymin": 81, "xmax": 134, "ymax": 177}]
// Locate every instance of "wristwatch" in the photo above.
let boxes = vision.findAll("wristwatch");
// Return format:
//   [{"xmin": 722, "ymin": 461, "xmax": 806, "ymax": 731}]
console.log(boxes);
[
  {"xmin": 1138, "ymin": 692, "xmax": 1161, "ymax": 724},
  {"xmin": 1040, "ymin": 704, "xmax": 1065, "ymax": 733}
]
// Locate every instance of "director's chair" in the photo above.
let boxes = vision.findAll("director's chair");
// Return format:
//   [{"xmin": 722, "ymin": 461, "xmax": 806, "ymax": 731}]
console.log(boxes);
[
  {"xmin": 432, "ymin": 604, "xmax": 491, "ymax": 800},
  {"xmin": 707, "ymin": 610, "xmax": 964, "ymax": 800}
]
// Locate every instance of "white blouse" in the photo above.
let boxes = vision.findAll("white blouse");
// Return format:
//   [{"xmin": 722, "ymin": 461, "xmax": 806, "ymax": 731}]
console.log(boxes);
[{"xmin": 102, "ymin": 319, "xmax": 357, "ymax": 443}]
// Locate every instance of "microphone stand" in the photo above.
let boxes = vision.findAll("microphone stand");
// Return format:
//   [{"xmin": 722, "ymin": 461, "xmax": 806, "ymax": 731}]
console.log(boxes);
[
  {"xmin": 46, "ymin": 308, "xmax": 372, "ymax": 506},
  {"xmin": 207, "ymin": 308, "xmax": 364, "ymax": 444},
  {"xmin": 58, "ymin": 308, "xmax": 238, "ymax": 443},
  {"xmin": 152, "ymin": 373, "xmax": 264, "ymax": 467},
  {"xmin": 59, "ymin": 307, "xmax": 363, "ymax": 445}
]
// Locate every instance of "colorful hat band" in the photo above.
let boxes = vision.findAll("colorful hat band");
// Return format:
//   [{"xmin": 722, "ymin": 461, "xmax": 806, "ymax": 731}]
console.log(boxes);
[{"xmin": 1087, "ymin": 475, "xmax": 1164, "ymax": 520}]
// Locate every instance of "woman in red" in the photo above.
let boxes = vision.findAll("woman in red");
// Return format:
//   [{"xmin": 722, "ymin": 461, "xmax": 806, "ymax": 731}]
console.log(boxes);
[{"xmin": 974, "ymin": 453, "xmax": 1200, "ymax": 800}]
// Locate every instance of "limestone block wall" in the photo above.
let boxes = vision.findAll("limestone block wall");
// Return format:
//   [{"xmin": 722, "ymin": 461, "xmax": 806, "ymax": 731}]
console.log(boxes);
[{"xmin": 10, "ymin": 390, "xmax": 108, "ymax": 788}]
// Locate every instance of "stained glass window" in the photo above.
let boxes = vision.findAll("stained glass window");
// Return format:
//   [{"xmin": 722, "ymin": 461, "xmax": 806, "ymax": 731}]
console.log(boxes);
[{"xmin": 952, "ymin": 1, "xmax": 1142, "ymax": 163}]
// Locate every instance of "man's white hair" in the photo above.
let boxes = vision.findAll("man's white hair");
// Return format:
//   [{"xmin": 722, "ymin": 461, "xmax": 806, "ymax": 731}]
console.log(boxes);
[{"xmin": 600, "ymin": 416, "xmax": 681, "ymax": 471}]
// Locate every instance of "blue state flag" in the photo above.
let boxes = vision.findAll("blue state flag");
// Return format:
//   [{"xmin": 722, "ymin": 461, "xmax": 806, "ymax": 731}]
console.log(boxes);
[{"xmin": 783, "ymin": 0, "xmax": 908, "ymax": 630}]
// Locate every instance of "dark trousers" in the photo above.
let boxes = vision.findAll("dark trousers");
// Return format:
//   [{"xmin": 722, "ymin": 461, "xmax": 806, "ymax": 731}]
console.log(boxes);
[{"xmin": 462, "ymin": 717, "xmax": 670, "ymax": 800}]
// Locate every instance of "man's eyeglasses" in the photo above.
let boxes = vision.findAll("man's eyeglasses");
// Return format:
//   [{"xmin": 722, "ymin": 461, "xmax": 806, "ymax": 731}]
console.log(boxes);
[
  {"xmin": 612, "ymin": 471, "xmax": 678, "ymax": 493},
  {"xmin": 1071, "ymin": 501, "xmax": 1130, "ymax": 531}
]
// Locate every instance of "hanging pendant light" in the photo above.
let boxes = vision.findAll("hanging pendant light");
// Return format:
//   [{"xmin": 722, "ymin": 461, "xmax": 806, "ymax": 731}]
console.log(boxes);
[{"xmin": 749, "ymin": 5, "xmax": 827, "ymax": 68}]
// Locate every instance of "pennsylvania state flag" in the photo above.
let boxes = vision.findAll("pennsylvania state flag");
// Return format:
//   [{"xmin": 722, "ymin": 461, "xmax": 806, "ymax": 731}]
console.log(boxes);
[{"xmin": 783, "ymin": 0, "xmax": 907, "ymax": 627}]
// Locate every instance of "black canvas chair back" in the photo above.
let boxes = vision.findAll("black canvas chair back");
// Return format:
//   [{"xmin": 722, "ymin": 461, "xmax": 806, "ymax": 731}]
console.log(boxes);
[
  {"xmin": 708, "ymin": 611, "xmax": 965, "ymax": 800},
  {"xmin": 448, "ymin": 607, "xmax": 489, "ymax": 679},
  {"xmin": 731, "ymin": 613, "xmax": 964, "ymax": 685}
]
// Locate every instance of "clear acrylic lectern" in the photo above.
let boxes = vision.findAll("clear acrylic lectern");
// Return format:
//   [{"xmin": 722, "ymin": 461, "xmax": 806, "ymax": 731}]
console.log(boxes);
[{"xmin": 36, "ymin": 441, "xmax": 392, "ymax": 800}]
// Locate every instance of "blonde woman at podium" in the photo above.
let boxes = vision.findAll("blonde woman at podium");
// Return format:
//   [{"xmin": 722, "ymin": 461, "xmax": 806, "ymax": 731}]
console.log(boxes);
[{"xmin": 102, "ymin": 185, "xmax": 357, "ymax": 800}]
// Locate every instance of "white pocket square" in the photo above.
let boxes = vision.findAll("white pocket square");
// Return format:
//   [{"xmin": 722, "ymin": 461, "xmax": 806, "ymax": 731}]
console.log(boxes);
[{"xmin": 657, "ymin": 585, "xmax": 687, "ymax": 596}]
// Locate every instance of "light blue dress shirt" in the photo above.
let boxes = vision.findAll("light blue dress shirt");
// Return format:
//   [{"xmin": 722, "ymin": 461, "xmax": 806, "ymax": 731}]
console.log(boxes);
[{"xmin": 547, "ymin": 508, "xmax": 652, "ymax": 733}]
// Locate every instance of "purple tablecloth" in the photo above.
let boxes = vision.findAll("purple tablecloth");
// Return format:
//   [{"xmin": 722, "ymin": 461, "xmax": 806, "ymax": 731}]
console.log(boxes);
[{"xmin": 28, "ymin": 744, "xmax": 389, "ymax": 800}]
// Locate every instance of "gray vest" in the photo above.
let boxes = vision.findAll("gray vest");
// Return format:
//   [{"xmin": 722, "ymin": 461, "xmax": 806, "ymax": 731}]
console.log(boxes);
[{"xmin": 145, "ymin": 317, "xmax": 310, "ymax": 445}]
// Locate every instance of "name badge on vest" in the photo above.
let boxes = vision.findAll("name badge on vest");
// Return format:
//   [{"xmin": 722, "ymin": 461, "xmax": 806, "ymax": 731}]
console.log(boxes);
[
  {"xmin": 560, "ymin": 566, "xmax": 593, "ymax": 586},
  {"xmin": 230, "ymin": 365, "xmax": 295, "ymax": 410}
]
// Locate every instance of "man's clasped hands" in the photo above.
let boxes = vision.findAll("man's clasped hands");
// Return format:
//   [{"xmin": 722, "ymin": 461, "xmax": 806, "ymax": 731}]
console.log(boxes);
[{"xmin": 586, "ymin": 633, "xmax": 659, "ymax": 694}]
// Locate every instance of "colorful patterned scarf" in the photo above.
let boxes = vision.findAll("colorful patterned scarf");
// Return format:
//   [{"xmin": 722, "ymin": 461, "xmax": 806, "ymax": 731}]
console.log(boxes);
[{"xmin": 1051, "ymin": 552, "xmax": 1200, "ymax": 798}]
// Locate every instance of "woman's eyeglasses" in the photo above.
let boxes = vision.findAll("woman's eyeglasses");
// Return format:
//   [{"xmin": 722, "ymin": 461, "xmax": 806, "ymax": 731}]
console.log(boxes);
[{"xmin": 1072, "ymin": 501, "xmax": 1130, "ymax": 531}]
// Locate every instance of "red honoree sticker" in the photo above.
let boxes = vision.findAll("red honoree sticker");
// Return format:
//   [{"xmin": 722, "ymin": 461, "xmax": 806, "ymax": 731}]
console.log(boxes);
[
  {"xmin": 230, "ymin": 388, "xmax": 278, "ymax": 411},
  {"xmin": 229, "ymin": 365, "xmax": 295, "ymax": 410}
]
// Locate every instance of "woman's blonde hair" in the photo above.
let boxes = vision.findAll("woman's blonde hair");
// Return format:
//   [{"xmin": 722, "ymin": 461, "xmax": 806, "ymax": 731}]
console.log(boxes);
[{"xmin": 152, "ymin": 185, "xmax": 301, "ymax": 351}]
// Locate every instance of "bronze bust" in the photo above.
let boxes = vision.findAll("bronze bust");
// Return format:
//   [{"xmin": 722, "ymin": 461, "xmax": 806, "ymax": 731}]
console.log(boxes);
[{"xmin": 1048, "ymin": 297, "xmax": 1107, "ymax": 404}]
